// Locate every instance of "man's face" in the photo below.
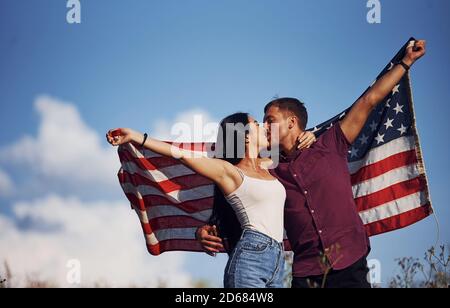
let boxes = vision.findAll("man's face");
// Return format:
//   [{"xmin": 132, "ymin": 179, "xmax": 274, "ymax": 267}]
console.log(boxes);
[{"xmin": 263, "ymin": 106, "xmax": 291, "ymax": 147}]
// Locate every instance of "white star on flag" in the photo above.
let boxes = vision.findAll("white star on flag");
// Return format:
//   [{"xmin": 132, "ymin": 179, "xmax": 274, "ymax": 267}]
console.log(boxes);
[
  {"xmin": 312, "ymin": 126, "xmax": 321, "ymax": 133},
  {"xmin": 375, "ymin": 133, "xmax": 385, "ymax": 145},
  {"xmin": 369, "ymin": 121, "xmax": 378, "ymax": 132},
  {"xmin": 392, "ymin": 84, "xmax": 400, "ymax": 95},
  {"xmin": 359, "ymin": 134, "xmax": 369, "ymax": 145},
  {"xmin": 384, "ymin": 118, "xmax": 394, "ymax": 130},
  {"xmin": 394, "ymin": 103, "xmax": 404, "ymax": 114},
  {"xmin": 397, "ymin": 124, "xmax": 408, "ymax": 135},
  {"xmin": 349, "ymin": 147, "xmax": 359, "ymax": 158}
]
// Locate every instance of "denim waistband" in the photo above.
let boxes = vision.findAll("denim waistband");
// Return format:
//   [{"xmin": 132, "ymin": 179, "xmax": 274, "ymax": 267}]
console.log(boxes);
[{"xmin": 240, "ymin": 229, "xmax": 284, "ymax": 249}]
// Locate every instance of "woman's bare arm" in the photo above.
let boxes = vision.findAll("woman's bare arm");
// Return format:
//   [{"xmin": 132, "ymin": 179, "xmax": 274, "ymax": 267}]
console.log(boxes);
[{"xmin": 106, "ymin": 128, "xmax": 241, "ymax": 193}]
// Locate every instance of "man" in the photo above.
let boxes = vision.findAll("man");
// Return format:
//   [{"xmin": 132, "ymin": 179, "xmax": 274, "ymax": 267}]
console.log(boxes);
[{"xmin": 197, "ymin": 40, "xmax": 426, "ymax": 288}]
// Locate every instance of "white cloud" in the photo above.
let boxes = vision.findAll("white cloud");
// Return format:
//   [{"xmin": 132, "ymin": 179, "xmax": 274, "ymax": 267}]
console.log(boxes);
[
  {"xmin": 0, "ymin": 98, "xmax": 219, "ymax": 191},
  {"xmin": 0, "ymin": 169, "xmax": 14, "ymax": 196},
  {"xmin": 0, "ymin": 96, "xmax": 228, "ymax": 287},
  {"xmin": 0, "ymin": 96, "xmax": 120, "ymax": 187},
  {"xmin": 152, "ymin": 109, "xmax": 219, "ymax": 143},
  {"xmin": 0, "ymin": 194, "xmax": 192, "ymax": 287}
]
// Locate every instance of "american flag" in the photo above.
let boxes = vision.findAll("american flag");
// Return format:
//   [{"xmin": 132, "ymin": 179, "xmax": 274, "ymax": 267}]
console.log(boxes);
[{"xmin": 117, "ymin": 38, "xmax": 432, "ymax": 256}]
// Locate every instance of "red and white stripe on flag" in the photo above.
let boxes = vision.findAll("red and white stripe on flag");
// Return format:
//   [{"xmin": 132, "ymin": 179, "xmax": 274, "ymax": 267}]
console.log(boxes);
[
  {"xmin": 349, "ymin": 134, "xmax": 432, "ymax": 236},
  {"xmin": 118, "ymin": 142, "xmax": 215, "ymax": 255}
]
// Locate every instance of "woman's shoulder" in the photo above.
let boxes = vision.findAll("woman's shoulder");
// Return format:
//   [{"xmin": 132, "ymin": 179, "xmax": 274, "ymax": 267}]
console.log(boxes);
[{"xmin": 213, "ymin": 160, "xmax": 245, "ymax": 196}]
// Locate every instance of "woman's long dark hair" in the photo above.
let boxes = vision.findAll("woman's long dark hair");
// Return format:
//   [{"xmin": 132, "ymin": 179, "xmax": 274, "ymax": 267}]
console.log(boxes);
[{"xmin": 208, "ymin": 112, "xmax": 250, "ymax": 254}]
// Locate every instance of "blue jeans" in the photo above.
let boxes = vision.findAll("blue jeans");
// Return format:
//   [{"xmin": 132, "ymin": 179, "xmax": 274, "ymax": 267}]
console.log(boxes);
[{"xmin": 224, "ymin": 229, "xmax": 285, "ymax": 288}]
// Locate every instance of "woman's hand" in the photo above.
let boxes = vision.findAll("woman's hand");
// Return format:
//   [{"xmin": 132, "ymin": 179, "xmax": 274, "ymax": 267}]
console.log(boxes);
[
  {"xmin": 297, "ymin": 131, "xmax": 316, "ymax": 150},
  {"xmin": 106, "ymin": 128, "xmax": 139, "ymax": 146}
]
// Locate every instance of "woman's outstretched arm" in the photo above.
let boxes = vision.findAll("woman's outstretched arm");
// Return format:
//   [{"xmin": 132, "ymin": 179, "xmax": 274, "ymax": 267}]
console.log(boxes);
[{"xmin": 106, "ymin": 128, "xmax": 240, "ymax": 192}]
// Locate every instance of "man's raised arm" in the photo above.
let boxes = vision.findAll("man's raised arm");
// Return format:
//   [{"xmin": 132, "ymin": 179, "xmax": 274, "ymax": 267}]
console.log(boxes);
[{"xmin": 340, "ymin": 40, "xmax": 426, "ymax": 144}]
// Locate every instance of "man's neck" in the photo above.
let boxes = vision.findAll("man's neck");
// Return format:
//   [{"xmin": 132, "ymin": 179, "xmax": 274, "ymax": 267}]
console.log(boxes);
[{"xmin": 281, "ymin": 130, "xmax": 303, "ymax": 156}]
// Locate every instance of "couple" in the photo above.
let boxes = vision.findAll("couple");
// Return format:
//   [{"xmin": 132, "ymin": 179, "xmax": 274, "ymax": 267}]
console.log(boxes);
[{"xmin": 107, "ymin": 40, "xmax": 426, "ymax": 288}]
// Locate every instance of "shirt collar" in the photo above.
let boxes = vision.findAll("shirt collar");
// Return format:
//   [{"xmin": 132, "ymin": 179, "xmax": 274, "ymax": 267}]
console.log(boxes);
[{"xmin": 280, "ymin": 148, "xmax": 302, "ymax": 162}]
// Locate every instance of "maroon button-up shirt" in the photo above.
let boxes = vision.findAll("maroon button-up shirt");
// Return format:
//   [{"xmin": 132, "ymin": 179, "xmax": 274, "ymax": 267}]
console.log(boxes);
[{"xmin": 270, "ymin": 123, "xmax": 370, "ymax": 277}]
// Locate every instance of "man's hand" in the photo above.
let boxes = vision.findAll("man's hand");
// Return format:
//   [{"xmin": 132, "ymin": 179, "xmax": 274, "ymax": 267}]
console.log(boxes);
[
  {"xmin": 403, "ymin": 40, "xmax": 426, "ymax": 66},
  {"xmin": 196, "ymin": 225, "xmax": 224, "ymax": 256}
]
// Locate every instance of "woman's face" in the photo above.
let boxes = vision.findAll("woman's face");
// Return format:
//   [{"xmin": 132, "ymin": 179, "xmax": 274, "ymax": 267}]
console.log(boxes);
[{"xmin": 247, "ymin": 116, "xmax": 269, "ymax": 152}]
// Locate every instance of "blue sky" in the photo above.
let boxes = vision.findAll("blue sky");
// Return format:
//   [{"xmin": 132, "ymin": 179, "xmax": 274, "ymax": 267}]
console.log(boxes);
[{"xmin": 0, "ymin": 0, "xmax": 449, "ymax": 287}]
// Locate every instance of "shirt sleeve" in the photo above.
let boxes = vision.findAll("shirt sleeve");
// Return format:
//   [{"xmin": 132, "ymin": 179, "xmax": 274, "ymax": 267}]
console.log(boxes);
[{"xmin": 317, "ymin": 122, "xmax": 351, "ymax": 157}]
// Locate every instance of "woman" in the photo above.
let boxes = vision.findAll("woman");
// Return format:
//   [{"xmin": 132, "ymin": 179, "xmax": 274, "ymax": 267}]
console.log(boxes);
[{"xmin": 106, "ymin": 113, "xmax": 315, "ymax": 288}]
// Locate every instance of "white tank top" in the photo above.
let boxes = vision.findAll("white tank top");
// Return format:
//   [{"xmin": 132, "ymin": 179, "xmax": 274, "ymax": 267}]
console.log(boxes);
[{"xmin": 225, "ymin": 168, "xmax": 287, "ymax": 243}]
